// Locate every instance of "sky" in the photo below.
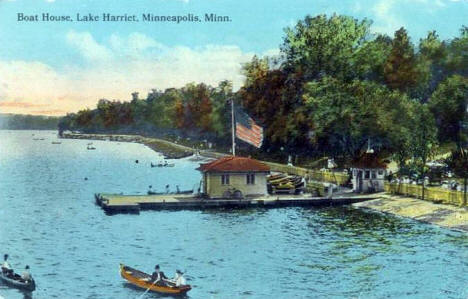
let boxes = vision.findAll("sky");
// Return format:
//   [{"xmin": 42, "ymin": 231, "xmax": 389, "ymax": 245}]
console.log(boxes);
[{"xmin": 0, "ymin": 0, "xmax": 467, "ymax": 116}]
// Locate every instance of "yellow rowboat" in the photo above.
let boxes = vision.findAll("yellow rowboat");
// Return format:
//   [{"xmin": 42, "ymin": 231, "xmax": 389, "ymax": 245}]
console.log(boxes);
[{"xmin": 119, "ymin": 264, "xmax": 191, "ymax": 295}]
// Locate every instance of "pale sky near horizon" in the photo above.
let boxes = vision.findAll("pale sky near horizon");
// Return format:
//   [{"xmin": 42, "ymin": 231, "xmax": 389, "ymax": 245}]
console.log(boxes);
[{"xmin": 0, "ymin": 0, "xmax": 467, "ymax": 116}]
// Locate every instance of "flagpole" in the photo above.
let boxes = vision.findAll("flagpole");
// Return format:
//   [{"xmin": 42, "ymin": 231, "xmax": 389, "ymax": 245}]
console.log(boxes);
[{"xmin": 231, "ymin": 98, "xmax": 236, "ymax": 156}]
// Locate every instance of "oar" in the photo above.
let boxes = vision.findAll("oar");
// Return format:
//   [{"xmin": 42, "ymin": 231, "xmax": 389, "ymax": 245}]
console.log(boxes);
[{"xmin": 136, "ymin": 278, "xmax": 158, "ymax": 299}]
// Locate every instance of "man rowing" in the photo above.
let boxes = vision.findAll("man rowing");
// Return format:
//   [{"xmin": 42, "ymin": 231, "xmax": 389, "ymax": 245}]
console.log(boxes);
[
  {"xmin": 1, "ymin": 254, "xmax": 13, "ymax": 277},
  {"xmin": 151, "ymin": 265, "xmax": 169, "ymax": 286}
]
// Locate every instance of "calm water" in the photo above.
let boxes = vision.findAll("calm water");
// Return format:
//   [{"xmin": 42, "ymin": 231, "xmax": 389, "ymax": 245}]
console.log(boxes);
[{"xmin": 0, "ymin": 130, "xmax": 467, "ymax": 299}]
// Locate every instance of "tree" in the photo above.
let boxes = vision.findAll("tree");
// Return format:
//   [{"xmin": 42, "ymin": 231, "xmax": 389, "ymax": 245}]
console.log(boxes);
[
  {"xmin": 354, "ymin": 34, "xmax": 393, "ymax": 83},
  {"xmin": 414, "ymin": 31, "xmax": 447, "ymax": 100},
  {"xmin": 410, "ymin": 105, "xmax": 438, "ymax": 200},
  {"xmin": 302, "ymin": 77, "xmax": 414, "ymax": 160},
  {"xmin": 445, "ymin": 26, "xmax": 468, "ymax": 77},
  {"xmin": 447, "ymin": 148, "xmax": 468, "ymax": 206},
  {"xmin": 281, "ymin": 14, "xmax": 371, "ymax": 81},
  {"xmin": 428, "ymin": 75, "xmax": 468, "ymax": 145},
  {"xmin": 384, "ymin": 27, "xmax": 419, "ymax": 93},
  {"xmin": 210, "ymin": 80, "xmax": 232, "ymax": 139}
]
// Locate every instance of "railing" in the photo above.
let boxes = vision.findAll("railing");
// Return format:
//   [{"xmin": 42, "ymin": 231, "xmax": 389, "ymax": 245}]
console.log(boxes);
[{"xmin": 385, "ymin": 183, "xmax": 467, "ymax": 206}]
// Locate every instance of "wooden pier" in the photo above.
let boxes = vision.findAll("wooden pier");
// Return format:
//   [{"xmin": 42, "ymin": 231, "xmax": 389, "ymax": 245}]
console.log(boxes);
[{"xmin": 95, "ymin": 193, "xmax": 379, "ymax": 214}]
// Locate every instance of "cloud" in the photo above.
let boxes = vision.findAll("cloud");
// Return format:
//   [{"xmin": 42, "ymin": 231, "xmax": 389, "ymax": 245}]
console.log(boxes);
[
  {"xmin": 66, "ymin": 31, "xmax": 113, "ymax": 62},
  {"xmin": 0, "ymin": 31, "xmax": 267, "ymax": 115},
  {"xmin": 0, "ymin": 102, "xmax": 49, "ymax": 108},
  {"xmin": 371, "ymin": 0, "xmax": 462, "ymax": 36},
  {"xmin": 372, "ymin": 0, "xmax": 400, "ymax": 36}
]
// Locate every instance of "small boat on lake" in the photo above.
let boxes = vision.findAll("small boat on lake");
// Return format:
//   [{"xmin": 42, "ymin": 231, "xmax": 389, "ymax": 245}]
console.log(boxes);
[
  {"xmin": 51, "ymin": 141, "xmax": 61, "ymax": 144},
  {"xmin": 87, "ymin": 145, "xmax": 96, "ymax": 150},
  {"xmin": 119, "ymin": 264, "xmax": 191, "ymax": 295},
  {"xmin": 0, "ymin": 271, "xmax": 36, "ymax": 292},
  {"xmin": 151, "ymin": 162, "xmax": 175, "ymax": 168}
]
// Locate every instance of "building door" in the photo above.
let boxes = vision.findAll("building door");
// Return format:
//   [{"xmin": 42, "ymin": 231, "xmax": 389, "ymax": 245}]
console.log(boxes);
[{"xmin": 357, "ymin": 171, "xmax": 363, "ymax": 192}]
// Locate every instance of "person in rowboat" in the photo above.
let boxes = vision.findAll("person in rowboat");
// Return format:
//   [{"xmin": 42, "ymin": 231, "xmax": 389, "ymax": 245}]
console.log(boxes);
[
  {"xmin": 173, "ymin": 270, "xmax": 186, "ymax": 287},
  {"xmin": 151, "ymin": 265, "xmax": 169, "ymax": 285},
  {"xmin": 21, "ymin": 265, "xmax": 32, "ymax": 282},
  {"xmin": 1, "ymin": 254, "xmax": 13, "ymax": 276}
]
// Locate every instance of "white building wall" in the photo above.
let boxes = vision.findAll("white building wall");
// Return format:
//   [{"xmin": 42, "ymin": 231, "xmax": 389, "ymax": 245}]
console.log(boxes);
[
  {"xmin": 206, "ymin": 172, "xmax": 268, "ymax": 198},
  {"xmin": 351, "ymin": 168, "xmax": 386, "ymax": 193}
]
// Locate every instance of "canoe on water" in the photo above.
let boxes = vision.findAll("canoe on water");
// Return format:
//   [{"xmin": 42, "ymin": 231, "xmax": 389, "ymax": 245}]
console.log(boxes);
[
  {"xmin": 120, "ymin": 264, "xmax": 191, "ymax": 295},
  {"xmin": 0, "ymin": 271, "xmax": 36, "ymax": 292}
]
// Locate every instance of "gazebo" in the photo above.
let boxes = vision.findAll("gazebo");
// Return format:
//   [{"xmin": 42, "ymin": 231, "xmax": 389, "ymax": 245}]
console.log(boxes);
[{"xmin": 350, "ymin": 153, "xmax": 387, "ymax": 193}]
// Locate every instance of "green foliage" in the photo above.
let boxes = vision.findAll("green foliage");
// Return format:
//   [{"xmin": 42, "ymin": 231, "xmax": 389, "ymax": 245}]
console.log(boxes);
[
  {"xmin": 409, "ymin": 105, "xmax": 438, "ymax": 176},
  {"xmin": 282, "ymin": 14, "xmax": 371, "ymax": 81},
  {"xmin": 384, "ymin": 27, "xmax": 419, "ymax": 92},
  {"xmin": 354, "ymin": 34, "xmax": 392, "ymax": 82},
  {"xmin": 428, "ymin": 75, "xmax": 468, "ymax": 144},
  {"xmin": 303, "ymin": 77, "xmax": 413, "ymax": 159},
  {"xmin": 445, "ymin": 26, "xmax": 468, "ymax": 76},
  {"xmin": 60, "ymin": 13, "xmax": 467, "ymax": 174}
]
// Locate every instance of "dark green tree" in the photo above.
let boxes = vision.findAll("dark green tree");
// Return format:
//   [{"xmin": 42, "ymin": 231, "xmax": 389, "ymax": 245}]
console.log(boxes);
[
  {"xmin": 384, "ymin": 27, "xmax": 419, "ymax": 93},
  {"xmin": 428, "ymin": 75, "xmax": 468, "ymax": 144}
]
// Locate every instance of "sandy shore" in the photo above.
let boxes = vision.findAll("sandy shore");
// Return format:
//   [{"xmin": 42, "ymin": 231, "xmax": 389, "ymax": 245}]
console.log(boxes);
[
  {"xmin": 62, "ymin": 132, "xmax": 198, "ymax": 159},
  {"xmin": 353, "ymin": 193, "xmax": 468, "ymax": 232}
]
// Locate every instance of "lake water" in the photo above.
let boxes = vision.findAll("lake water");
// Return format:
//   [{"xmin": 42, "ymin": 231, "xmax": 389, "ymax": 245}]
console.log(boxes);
[{"xmin": 0, "ymin": 130, "xmax": 467, "ymax": 299}]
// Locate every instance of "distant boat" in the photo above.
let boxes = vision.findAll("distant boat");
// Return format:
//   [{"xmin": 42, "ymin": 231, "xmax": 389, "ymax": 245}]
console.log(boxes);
[
  {"xmin": 87, "ymin": 145, "xmax": 96, "ymax": 150},
  {"xmin": 51, "ymin": 141, "xmax": 61, "ymax": 144},
  {"xmin": 150, "ymin": 162, "xmax": 175, "ymax": 168}
]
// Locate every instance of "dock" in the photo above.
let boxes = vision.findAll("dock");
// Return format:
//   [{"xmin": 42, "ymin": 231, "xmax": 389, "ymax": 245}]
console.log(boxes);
[{"xmin": 95, "ymin": 193, "xmax": 379, "ymax": 214}]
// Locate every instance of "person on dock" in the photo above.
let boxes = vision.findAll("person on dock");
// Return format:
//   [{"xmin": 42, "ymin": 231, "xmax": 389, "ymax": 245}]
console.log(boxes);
[
  {"xmin": 152, "ymin": 265, "xmax": 169, "ymax": 285},
  {"xmin": 165, "ymin": 184, "xmax": 170, "ymax": 194},
  {"xmin": 176, "ymin": 185, "xmax": 180, "ymax": 194},
  {"xmin": 173, "ymin": 270, "xmax": 186, "ymax": 287},
  {"xmin": 21, "ymin": 265, "xmax": 32, "ymax": 281},
  {"xmin": 2, "ymin": 254, "xmax": 13, "ymax": 276}
]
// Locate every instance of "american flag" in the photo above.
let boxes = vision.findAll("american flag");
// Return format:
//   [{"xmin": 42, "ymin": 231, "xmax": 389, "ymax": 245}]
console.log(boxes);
[{"xmin": 235, "ymin": 107, "xmax": 263, "ymax": 148}]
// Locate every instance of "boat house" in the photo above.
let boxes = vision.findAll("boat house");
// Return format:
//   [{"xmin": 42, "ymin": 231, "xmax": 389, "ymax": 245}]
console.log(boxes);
[
  {"xmin": 350, "ymin": 153, "xmax": 387, "ymax": 193},
  {"xmin": 198, "ymin": 156, "xmax": 270, "ymax": 198}
]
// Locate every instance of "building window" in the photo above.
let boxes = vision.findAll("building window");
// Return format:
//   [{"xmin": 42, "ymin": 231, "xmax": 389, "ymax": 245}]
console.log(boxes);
[
  {"xmin": 378, "ymin": 170, "xmax": 384, "ymax": 176},
  {"xmin": 365, "ymin": 170, "xmax": 370, "ymax": 179},
  {"xmin": 371, "ymin": 171, "xmax": 376, "ymax": 179},
  {"xmin": 246, "ymin": 173, "xmax": 255, "ymax": 185},
  {"xmin": 221, "ymin": 174, "xmax": 230, "ymax": 185}
]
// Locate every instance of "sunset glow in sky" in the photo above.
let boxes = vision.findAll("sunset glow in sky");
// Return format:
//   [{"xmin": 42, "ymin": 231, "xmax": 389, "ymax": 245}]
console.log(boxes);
[{"xmin": 0, "ymin": 0, "xmax": 467, "ymax": 115}]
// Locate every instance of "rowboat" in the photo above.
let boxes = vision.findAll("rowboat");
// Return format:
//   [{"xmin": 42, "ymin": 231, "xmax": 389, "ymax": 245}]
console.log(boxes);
[
  {"xmin": 0, "ymin": 271, "xmax": 36, "ymax": 292},
  {"xmin": 119, "ymin": 264, "xmax": 191, "ymax": 295}
]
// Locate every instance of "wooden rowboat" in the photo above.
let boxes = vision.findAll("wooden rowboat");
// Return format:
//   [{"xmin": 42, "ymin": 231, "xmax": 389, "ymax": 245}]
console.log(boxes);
[
  {"xmin": 0, "ymin": 271, "xmax": 36, "ymax": 292},
  {"xmin": 119, "ymin": 264, "xmax": 191, "ymax": 295}
]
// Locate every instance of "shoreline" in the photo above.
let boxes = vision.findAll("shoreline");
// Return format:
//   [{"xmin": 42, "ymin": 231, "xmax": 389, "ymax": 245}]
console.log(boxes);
[
  {"xmin": 61, "ymin": 132, "xmax": 201, "ymax": 159},
  {"xmin": 353, "ymin": 194, "xmax": 468, "ymax": 232},
  {"xmin": 62, "ymin": 132, "xmax": 468, "ymax": 232}
]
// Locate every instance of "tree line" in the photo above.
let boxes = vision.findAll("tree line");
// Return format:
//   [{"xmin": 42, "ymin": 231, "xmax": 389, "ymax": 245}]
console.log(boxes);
[
  {"xmin": 0, "ymin": 114, "xmax": 60, "ymax": 130},
  {"xmin": 59, "ymin": 14, "xmax": 468, "ymax": 174}
]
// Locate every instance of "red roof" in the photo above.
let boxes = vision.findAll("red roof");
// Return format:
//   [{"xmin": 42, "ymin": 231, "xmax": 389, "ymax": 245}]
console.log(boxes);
[
  {"xmin": 351, "ymin": 153, "xmax": 387, "ymax": 169},
  {"xmin": 198, "ymin": 156, "xmax": 270, "ymax": 172}
]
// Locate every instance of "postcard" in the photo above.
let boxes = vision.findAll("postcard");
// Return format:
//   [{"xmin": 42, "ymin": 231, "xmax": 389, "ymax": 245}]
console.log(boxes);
[{"xmin": 0, "ymin": 0, "xmax": 467, "ymax": 298}]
